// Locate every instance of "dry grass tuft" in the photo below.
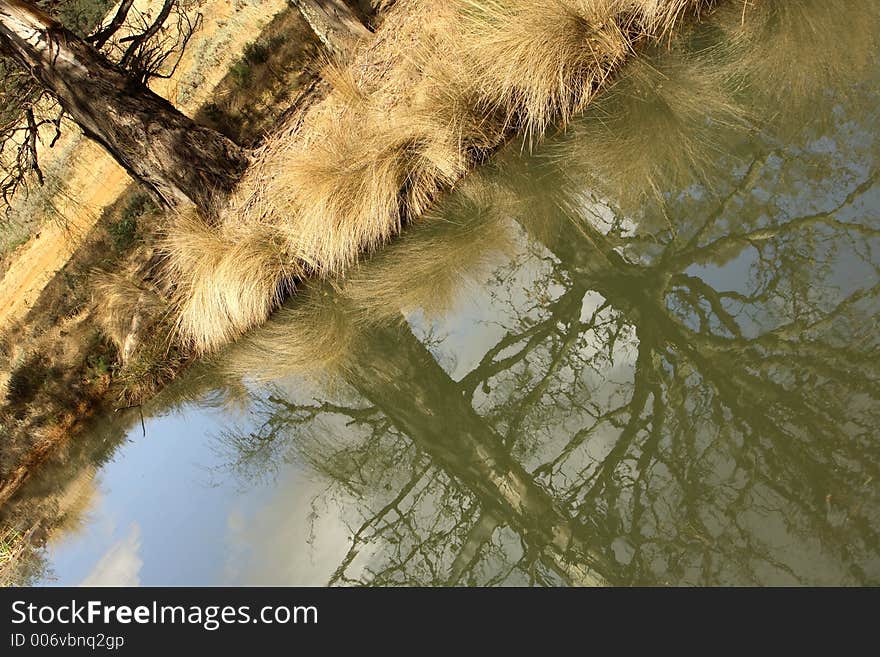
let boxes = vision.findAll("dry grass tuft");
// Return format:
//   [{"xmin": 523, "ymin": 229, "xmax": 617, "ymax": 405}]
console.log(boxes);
[
  {"xmin": 235, "ymin": 95, "xmax": 474, "ymax": 279},
  {"xmin": 319, "ymin": 56, "xmax": 370, "ymax": 113},
  {"xmin": 218, "ymin": 180, "xmax": 515, "ymax": 384},
  {"xmin": 92, "ymin": 269, "xmax": 166, "ymax": 357},
  {"xmin": 451, "ymin": 0, "xmax": 629, "ymax": 139},
  {"xmin": 627, "ymin": 0, "xmax": 717, "ymax": 36},
  {"xmin": 165, "ymin": 0, "xmax": 724, "ymax": 353},
  {"xmin": 162, "ymin": 212, "xmax": 292, "ymax": 353}
]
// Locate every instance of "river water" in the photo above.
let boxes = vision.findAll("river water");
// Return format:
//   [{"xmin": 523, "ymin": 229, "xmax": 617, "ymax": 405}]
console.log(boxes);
[{"xmin": 10, "ymin": 0, "xmax": 880, "ymax": 586}]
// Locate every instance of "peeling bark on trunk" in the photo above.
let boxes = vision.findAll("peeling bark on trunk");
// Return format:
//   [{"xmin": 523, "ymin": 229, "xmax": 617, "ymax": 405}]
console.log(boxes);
[
  {"xmin": 293, "ymin": 0, "xmax": 372, "ymax": 56},
  {"xmin": 0, "ymin": 0, "xmax": 248, "ymax": 212}
]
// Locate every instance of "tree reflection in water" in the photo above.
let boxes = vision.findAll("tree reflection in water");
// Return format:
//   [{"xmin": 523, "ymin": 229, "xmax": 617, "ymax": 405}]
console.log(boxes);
[{"xmin": 215, "ymin": 0, "xmax": 880, "ymax": 586}]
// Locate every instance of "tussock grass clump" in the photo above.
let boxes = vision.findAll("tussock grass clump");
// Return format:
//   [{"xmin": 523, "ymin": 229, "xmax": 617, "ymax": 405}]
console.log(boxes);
[
  {"xmin": 627, "ymin": 0, "xmax": 716, "ymax": 36},
  {"xmin": 218, "ymin": 182, "xmax": 516, "ymax": 385},
  {"xmin": 319, "ymin": 57, "xmax": 370, "ymax": 113},
  {"xmin": 263, "ymin": 117, "xmax": 466, "ymax": 276},
  {"xmin": 165, "ymin": 0, "xmax": 725, "ymax": 353},
  {"xmin": 162, "ymin": 213, "xmax": 292, "ymax": 353},
  {"xmin": 452, "ymin": 0, "xmax": 629, "ymax": 139},
  {"xmin": 239, "ymin": 47, "xmax": 479, "ymax": 277},
  {"xmin": 92, "ymin": 270, "xmax": 165, "ymax": 357}
]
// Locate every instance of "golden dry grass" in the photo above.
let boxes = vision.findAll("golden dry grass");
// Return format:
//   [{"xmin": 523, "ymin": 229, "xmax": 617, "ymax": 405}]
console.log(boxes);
[
  {"xmin": 217, "ymin": 179, "xmax": 516, "ymax": 385},
  {"xmin": 451, "ymin": 0, "xmax": 628, "ymax": 139},
  {"xmin": 628, "ymin": 0, "xmax": 717, "ymax": 35},
  {"xmin": 161, "ymin": 212, "xmax": 293, "ymax": 353},
  {"xmin": 319, "ymin": 56, "xmax": 370, "ymax": 112},
  {"xmin": 264, "ymin": 115, "xmax": 467, "ymax": 275},
  {"xmin": 166, "ymin": 0, "xmax": 879, "ymax": 386},
  {"xmin": 164, "ymin": 0, "xmax": 731, "ymax": 353},
  {"xmin": 92, "ymin": 268, "xmax": 165, "ymax": 357}
]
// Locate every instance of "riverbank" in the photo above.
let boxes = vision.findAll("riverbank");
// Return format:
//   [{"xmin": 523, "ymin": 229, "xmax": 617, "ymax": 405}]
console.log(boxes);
[
  {"xmin": 0, "ymin": 0, "xmax": 291, "ymax": 322},
  {"xmin": 2, "ymin": 0, "xmax": 721, "ymax": 517},
  {"xmin": 2, "ymin": 0, "xmax": 878, "ymax": 587},
  {"xmin": 2, "ymin": 0, "xmax": 746, "ymax": 561},
  {"xmin": 168, "ymin": 0, "xmax": 724, "ymax": 353},
  {"xmin": 0, "ymin": 2, "xmax": 326, "ymax": 510}
]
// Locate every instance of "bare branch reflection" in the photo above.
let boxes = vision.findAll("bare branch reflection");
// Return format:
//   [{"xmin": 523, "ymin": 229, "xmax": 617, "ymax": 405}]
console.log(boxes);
[{"xmin": 211, "ymin": 1, "xmax": 880, "ymax": 586}]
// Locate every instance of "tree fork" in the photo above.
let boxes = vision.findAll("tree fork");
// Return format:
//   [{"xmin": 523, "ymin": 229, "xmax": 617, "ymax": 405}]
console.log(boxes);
[{"xmin": 0, "ymin": 0, "xmax": 249, "ymax": 213}]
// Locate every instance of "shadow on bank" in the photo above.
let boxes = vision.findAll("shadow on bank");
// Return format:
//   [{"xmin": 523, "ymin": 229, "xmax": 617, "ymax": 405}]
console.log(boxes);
[{"xmin": 3, "ymin": 0, "xmax": 879, "ymax": 586}]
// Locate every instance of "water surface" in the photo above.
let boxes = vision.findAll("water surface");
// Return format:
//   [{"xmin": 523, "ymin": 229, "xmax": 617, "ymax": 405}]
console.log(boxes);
[{"xmin": 9, "ymin": 0, "xmax": 880, "ymax": 586}]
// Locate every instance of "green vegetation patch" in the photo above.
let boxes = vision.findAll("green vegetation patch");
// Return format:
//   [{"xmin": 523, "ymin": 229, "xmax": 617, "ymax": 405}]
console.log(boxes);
[{"xmin": 107, "ymin": 193, "xmax": 153, "ymax": 252}]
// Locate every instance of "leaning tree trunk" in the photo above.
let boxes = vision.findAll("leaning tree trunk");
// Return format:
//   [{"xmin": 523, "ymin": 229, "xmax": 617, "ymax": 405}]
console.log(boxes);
[{"xmin": 0, "ymin": 0, "xmax": 248, "ymax": 212}]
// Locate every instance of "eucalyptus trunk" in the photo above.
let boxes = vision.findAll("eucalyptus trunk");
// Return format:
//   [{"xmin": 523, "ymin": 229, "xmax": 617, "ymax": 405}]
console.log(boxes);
[
  {"xmin": 0, "ymin": 0, "xmax": 248, "ymax": 212},
  {"xmin": 292, "ymin": 0, "xmax": 372, "ymax": 55}
]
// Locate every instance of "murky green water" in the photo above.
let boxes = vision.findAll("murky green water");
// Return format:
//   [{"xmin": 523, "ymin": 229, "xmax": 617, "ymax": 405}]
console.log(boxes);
[{"xmin": 9, "ymin": 0, "xmax": 880, "ymax": 586}]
